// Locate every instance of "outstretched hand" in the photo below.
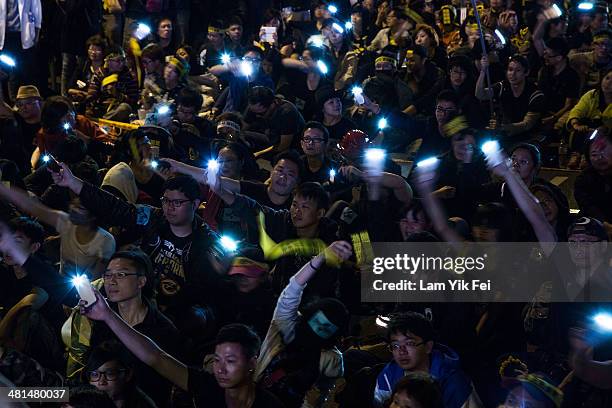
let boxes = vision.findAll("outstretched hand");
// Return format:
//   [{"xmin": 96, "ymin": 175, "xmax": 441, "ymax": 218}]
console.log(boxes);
[{"xmin": 79, "ymin": 287, "xmax": 113, "ymax": 322}]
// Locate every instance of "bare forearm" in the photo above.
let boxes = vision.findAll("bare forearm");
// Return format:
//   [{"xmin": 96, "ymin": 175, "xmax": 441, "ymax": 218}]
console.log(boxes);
[
  {"xmin": 475, "ymin": 71, "xmax": 491, "ymax": 101},
  {"xmin": 574, "ymin": 359, "xmax": 612, "ymax": 389},
  {"xmin": 381, "ymin": 173, "xmax": 412, "ymax": 204},
  {"xmin": 294, "ymin": 252, "xmax": 325, "ymax": 286},
  {"xmin": 0, "ymin": 185, "xmax": 58, "ymax": 227}
]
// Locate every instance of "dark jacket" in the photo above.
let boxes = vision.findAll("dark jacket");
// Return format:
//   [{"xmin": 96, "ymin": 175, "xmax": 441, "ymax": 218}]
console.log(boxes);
[{"xmin": 78, "ymin": 182, "xmax": 232, "ymax": 310}]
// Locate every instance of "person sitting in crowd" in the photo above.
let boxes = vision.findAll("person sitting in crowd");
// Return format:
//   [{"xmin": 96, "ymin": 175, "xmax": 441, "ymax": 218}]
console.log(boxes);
[
  {"xmin": 85, "ymin": 46, "xmax": 139, "ymax": 120},
  {"xmin": 373, "ymin": 312, "xmax": 481, "ymax": 408},
  {"xmin": 0, "ymin": 182, "xmax": 115, "ymax": 278},
  {"xmin": 50, "ymin": 165, "xmax": 233, "ymax": 330},
  {"xmin": 300, "ymin": 121, "xmax": 339, "ymax": 184},
  {"xmin": 2, "ymin": 1, "xmax": 612, "ymax": 407},
  {"xmin": 66, "ymin": 249, "xmax": 180, "ymax": 406}
]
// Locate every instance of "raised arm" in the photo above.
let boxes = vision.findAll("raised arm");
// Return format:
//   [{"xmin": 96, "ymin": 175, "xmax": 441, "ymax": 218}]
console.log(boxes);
[
  {"xmin": 487, "ymin": 154, "xmax": 557, "ymax": 250},
  {"xmin": 82, "ymin": 289, "xmax": 189, "ymax": 391},
  {"xmin": 475, "ymin": 55, "xmax": 493, "ymax": 101},
  {"xmin": 0, "ymin": 183, "xmax": 63, "ymax": 228}
]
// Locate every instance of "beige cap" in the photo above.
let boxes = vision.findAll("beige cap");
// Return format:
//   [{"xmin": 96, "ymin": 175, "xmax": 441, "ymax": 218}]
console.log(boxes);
[{"xmin": 16, "ymin": 85, "xmax": 42, "ymax": 100}]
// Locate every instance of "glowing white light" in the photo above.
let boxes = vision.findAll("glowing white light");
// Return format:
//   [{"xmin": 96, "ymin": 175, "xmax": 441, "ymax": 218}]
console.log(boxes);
[
  {"xmin": 552, "ymin": 4, "xmax": 562, "ymax": 16},
  {"xmin": 0, "ymin": 54, "xmax": 16, "ymax": 67},
  {"xmin": 365, "ymin": 148, "xmax": 386, "ymax": 163},
  {"xmin": 377, "ymin": 118, "xmax": 388, "ymax": 130},
  {"xmin": 578, "ymin": 2, "xmax": 594, "ymax": 11},
  {"xmin": 72, "ymin": 275, "xmax": 86, "ymax": 287},
  {"xmin": 220, "ymin": 235, "xmax": 238, "ymax": 251},
  {"xmin": 594, "ymin": 312, "xmax": 612, "ymax": 332},
  {"xmin": 417, "ymin": 157, "xmax": 440, "ymax": 168},
  {"xmin": 332, "ymin": 22, "xmax": 344, "ymax": 34},
  {"xmin": 157, "ymin": 105, "xmax": 170, "ymax": 115},
  {"xmin": 207, "ymin": 159, "xmax": 219, "ymax": 171},
  {"xmin": 495, "ymin": 29, "xmax": 506, "ymax": 45},
  {"xmin": 328, "ymin": 4, "xmax": 338, "ymax": 14},
  {"xmin": 221, "ymin": 53, "xmax": 231, "ymax": 64},
  {"xmin": 481, "ymin": 140, "xmax": 500, "ymax": 155},
  {"xmin": 351, "ymin": 86, "xmax": 363, "ymax": 96},
  {"xmin": 329, "ymin": 169, "xmax": 336, "ymax": 183},
  {"xmin": 345, "ymin": 21, "xmax": 353, "ymax": 30},
  {"xmin": 42, "ymin": 155, "xmax": 50, "ymax": 163},
  {"xmin": 240, "ymin": 60, "xmax": 253, "ymax": 77},
  {"xmin": 589, "ymin": 129, "xmax": 599, "ymax": 140},
  {"xmin": 308, "ymin": 35, "xmax": 325, "ymax": 48},
  {"xmin": 63, "ymin": 122, "xmax": 71, "ymax": 131},
  {"xmin": 135, "ymin": 23, "xmax": 151, "ymax": 40},
  {"xmin": 150, "ymin": 160, "xmax": 159, "ymax": 169},
  {"xmin": 375, "ymin": 315, "xmax": 390, "ymax": 328},
  {"xmin": 317, "ymin": 60, "xmax": 328, "ymax": 74}
]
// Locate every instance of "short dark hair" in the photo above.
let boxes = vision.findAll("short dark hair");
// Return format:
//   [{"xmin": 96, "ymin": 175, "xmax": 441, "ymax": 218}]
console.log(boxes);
[
  {"xmin": 509, "ymin": 54, "xmax": 530, "ymax": 72},
  {"xmin": 392, "ymin": 373, "xmax": 444, "ymax": 408},
  {"xmin": 228, "ymin": 15, "xmax": 243, "ymax": 27},
  {"xmin": 247, "ymin": 86, "xmax": 275, "ymax": 107},
  {"xmin": 109, "ymin": 249, "xmax": 152, "ymax": 278},
  {"xmin": 41, "ymin": 96, "xmax": 75, "ymax": 133},
  {"xmin": 272, "ymin": 149, "xmax": 304, "ymax": 180},
  {"xmin": 9, "ymin": 216, "xmax": 45, "ymax": 245},
  {"xmin": 243, "ymin": 46, "xmax": 265, "ymax": 60},
  {"xmin": 303, "ymin": 121, "xmax": 329, "ymax": 141},
  {"xmin": 545, "ymin": 37, "xmax": 569, "ymax": 57},
  {"xmin": 85, "ymin": 340, "xmax": 136, "ymax": 375},
  {"xmin": 215, "ymin": 323, "xmax": 261, "ymax": 360},
  {"xmin": 54, "ymin": 135, "xmax": 88, "ymax": 164},
  {"xmin": 66, "ymin": 386, "xmax": 115, "ymax": 408},
  {"xmin": 85, "ymin": 34, "xmax": 108, "ymax": 53},
  {"xmin": 436, "ymin": 89, "xmax": 460, "ymax": 106},
  {"xmin": 216, "ymin": 111, "xmax": 243, "ymax": 125},
  {"xmin": 141, "ymin": 43, "xmax": 165, "ymax": 62},
  {"xmin": 386, "ymin": 312, "xmax": 435, "ymax": 343},
  {"xmin": 294, "ymin": 182, "xmax": 330, "ymax": 210},
  {"xmin": 510, "ymin": 143, "xmax": 541, "ymax": 171},
  {"xmin": 177, "ymin": 87, "xmax": 204, "ymax": 111},
  {"xmin": 162, "ymin": 174, "xmax": 201, "ymax": 201},
  {"xmin": 390, "ymin": 7, "xmax": 408, "ymax": 20}
]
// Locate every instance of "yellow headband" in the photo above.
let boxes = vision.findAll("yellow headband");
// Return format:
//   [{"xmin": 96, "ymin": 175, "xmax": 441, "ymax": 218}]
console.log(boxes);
[
  {"xmin": 375, "ymin": 56, "xmax": 396, "ymax": 65},
  {"xmin": 102, "ymin": 74, "xmax": 119, "ymax": 87},
  {"xmin": 208, "ymin": 26, "xmax": 223, "ymax": 33}
]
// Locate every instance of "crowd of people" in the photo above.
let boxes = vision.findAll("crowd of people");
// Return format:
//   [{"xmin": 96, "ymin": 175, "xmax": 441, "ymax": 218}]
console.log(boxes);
[{"xmin": 0, "ymin": 0, "xmax": 611, "ymax": 407}]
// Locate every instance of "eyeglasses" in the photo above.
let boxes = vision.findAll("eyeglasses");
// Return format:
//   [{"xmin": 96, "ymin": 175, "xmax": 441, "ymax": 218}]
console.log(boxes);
[
  {"xmin": 88, "ymin": 369, "xmax": 128, "ymax": 382},
  {"xmin": 16, "ymin": 99, "xmax": 39, "ymax": 108},
  {"xmin": 435, "ymin": 105, "xmax": 456, "ymax": 114},
  {"xmin": 103, "ymin": 271, "xmax": 141, "ymax": 280},
  {"xmin": 389, "ymin": 340, "xmax": 426, "ymax": 352},
  {"xmin": 302, "ymin": 137, "xmax": 326, "ymax": 144},
  {"xmin": 160, "ymin": 197, "xmax": 193, "ymax": 208}
]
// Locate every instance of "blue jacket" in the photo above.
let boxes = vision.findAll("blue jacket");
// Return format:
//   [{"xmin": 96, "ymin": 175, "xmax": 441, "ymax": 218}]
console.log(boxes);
[{"xmin": 373, "ymin": 344, "xmax": 479, "ymax": 408}]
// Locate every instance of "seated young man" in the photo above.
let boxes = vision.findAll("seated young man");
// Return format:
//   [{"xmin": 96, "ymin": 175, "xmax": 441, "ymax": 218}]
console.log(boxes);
[
  {"xmin": 374, "ymin": 312, "xmax": 482, "ymax": 408},
  {"xmin": 50, "ymin": 165, "xmax": 233, "ymax": 326}
]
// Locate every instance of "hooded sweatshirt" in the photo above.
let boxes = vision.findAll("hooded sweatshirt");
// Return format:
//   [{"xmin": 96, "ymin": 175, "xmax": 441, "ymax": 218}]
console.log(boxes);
[{"xmin": 373, "ymin": 344, "xmax": 481, "ymax": 408}]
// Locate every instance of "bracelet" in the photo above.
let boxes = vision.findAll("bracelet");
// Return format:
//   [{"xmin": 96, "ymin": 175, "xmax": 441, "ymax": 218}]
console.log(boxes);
[{"xmin": 309, "ymin": 259, "xmax": 321, "ymax": 270}]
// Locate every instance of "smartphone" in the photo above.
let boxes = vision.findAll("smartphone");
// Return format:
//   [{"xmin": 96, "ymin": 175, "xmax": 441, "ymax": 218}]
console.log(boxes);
[
  {"xmin": 261, "ymin": 26, "xmax": 277, "ymax": 43},
  {"xmin": 46, "ymin": 154, "xmax": 62, "ymax": 173},
  {"xmin": 74, "ymin": 276, "xmax": 97, "ymax": 307}
]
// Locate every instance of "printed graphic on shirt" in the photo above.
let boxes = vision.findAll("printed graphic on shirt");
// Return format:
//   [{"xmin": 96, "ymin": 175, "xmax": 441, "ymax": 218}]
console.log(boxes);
[{"xmin": 151, "ymin": 238, "xmax": 189, "ymax": 298}]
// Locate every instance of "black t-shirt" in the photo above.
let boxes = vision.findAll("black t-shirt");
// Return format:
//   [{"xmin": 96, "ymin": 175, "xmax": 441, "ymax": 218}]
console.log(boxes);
[
  {"xmin": 324, "ymin": 117, "xmax": 357, "ymax": 143},
  {"xmin": 240, "ymin": 180, "xmax": 291, "ymax": 210},
  {"xmin": 495, "ymin": 80, "xmax": 545, "ymax": 124},
  {"xmin": 188, "ymin": 367, "xmax": 284, "ymax": 408},
  {"xmin": 300, "ymin": 156, "xmax": 339, "ymax": 184},
  {"xmin": 149, "ymin": 230, "xmax": 193, "ymax": 312},
  {"xmin": 537, "ymin": 64, "xmax": 581, "ymax": 113},
  {"xmin": 269, "ymin": 101, "xmax": 305, "ymax": 147}
]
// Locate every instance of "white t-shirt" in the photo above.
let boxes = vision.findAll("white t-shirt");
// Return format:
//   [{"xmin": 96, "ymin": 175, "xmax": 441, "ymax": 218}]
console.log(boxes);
[{"xmin": 55, "ymin": 213, "xmax": 116, "ymax": 276}]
